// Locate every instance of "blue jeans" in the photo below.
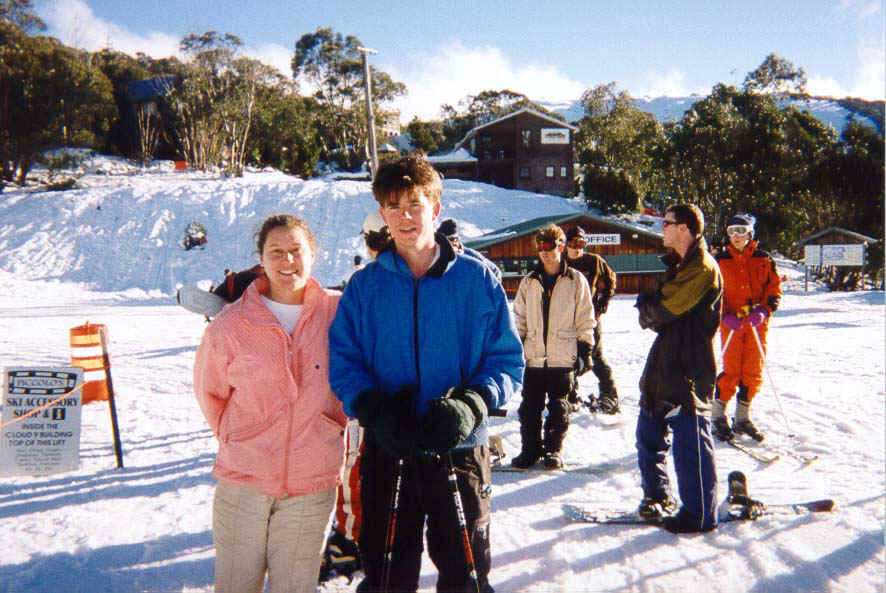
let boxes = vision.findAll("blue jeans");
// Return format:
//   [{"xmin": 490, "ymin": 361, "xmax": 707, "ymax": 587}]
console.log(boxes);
[{"xmin": 636, "ymin": 406, "xmax": 718, "ymax": 531}]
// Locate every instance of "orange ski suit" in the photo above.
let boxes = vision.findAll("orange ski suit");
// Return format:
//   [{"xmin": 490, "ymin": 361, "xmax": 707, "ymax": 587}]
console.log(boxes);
[{"xmin": 715, "ymin": 240, "xmax": 782, "ymax": 403}]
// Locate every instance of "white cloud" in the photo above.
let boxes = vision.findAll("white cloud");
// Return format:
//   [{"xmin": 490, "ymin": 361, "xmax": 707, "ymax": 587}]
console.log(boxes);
[
  {"xmin": 634, "ymin": 69, "xmax": 708, "ymax": 99},
  {"xmin": 807, "ymin": 41, "xmax": 884, "ymax": 100},
  {"xmin": 851, "ymin": 42, "xmax": 885, "ymax": 99},
  {"xmin": 806, "ymin": 75, "xmax": 850, "ymax": 98},
  {"xmin": 387, "ymin": 42, "xmax": 586, "ymax": 122},
  {"xmin": 245, "ymin": 42, "xmax": 294, "ymax": 78},
  {"xmin": 42, "ymin": 0, "xmax": 179, "ymax": 58}
]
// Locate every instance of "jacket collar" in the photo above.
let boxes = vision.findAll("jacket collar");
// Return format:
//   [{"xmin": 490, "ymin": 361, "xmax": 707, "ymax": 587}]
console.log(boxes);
[
  {"xmin": 239, "ymin": 275, "xmax": 324, "ymax": 327},
  {"xmin": 727, "ymin": 238, "xmax": 758, "ymax": 259},
  {"xmin": 377, "ymin": 233, "xmax": 457, "ymax": 279},
  {"xmin": 661, "ymin": 237, "xmax": 709, "ymax": 271},
  {"xmin": 529, "ymin": 254, "xmax": 569, "ymax": 280}
]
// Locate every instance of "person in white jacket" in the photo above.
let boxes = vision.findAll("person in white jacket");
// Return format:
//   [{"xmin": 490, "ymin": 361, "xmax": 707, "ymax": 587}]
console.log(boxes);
[{"xmin": 512, "ymin": 224, "xmax": 595, "ymax": 469}]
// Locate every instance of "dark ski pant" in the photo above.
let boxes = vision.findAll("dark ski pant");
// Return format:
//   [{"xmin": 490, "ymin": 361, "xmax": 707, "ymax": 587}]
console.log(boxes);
[
  {"xmin": 519, "ymin": 367, "xmax": 572, "ymax": 454},
  {"xmin": 636, "ymin": 406, "xmax": 718, "ymax": 531},
  {"xmin": 590, "ymin": 321, "xmax": 616, "ymax": 396},
  {"xmin": 569, "ymin": 323, "xmax": 616, "ymax": 402},
  {"xmin": 357, "ymin": 434, "xmax": 493, "ymax": 593}
]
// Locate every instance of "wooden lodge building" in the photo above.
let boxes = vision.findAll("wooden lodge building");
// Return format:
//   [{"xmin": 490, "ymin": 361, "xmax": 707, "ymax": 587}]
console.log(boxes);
[
  {"xmin": 429, "ymin": 108, "xmax": 578, "ymax": 197},
  {"xmin": 464, "ymin": 212, "xmax": 667, "ymax": 296}
]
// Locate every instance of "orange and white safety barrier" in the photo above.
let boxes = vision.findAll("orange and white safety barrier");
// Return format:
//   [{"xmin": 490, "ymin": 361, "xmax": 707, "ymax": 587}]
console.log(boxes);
[{"xmin": 69, "ymin": 322, "xmax": 109, "ymax": 404}]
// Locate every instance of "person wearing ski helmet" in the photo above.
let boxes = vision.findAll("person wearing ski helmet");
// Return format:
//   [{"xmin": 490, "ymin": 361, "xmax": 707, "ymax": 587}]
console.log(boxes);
[
  {"xmin": 328, "ymin": 155, "xmax": 523, "ymax": 592},
  {"xmin": 635, "ymin": 204, "xmax": 722, "ymax": 533},
  {"xmin": 563, "ymin": 226, "xmax": 618, "ymax": 414},
  {"xmin": 712, "ymin": 213, "xmax": 782, "ymax": 443},
  {"xmin": 361, "ymin": 209, "xmax": 394, "ymax": 259}
]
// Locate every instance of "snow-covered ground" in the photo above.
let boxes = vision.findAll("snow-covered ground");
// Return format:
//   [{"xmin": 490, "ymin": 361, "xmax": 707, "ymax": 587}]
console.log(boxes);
[{"xmin": 1, "ymin": 156, "xmax": 883, "ymax": 592}]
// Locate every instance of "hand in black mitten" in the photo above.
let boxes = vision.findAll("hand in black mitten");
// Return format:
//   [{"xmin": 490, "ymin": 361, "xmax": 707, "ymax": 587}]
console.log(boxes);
[
  {"xmin": 418, "ymin": 386, "xmax": 487, "ymax": 454},
  {"xmin": 353, "ymin": 388, "xmax": 385, "ymax": 428},
  {"xmin": 373, "ymin": 386, "xmax": 418, "ymax": 458},
  {"xmin": 576, "ymin": 341, "xmax": 592, "ymax": 376}
]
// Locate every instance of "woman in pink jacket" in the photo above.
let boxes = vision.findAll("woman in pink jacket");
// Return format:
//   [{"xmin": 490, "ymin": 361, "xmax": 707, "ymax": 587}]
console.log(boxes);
[{"xmin": 194, "ymin": 214, "xmax": 347, "ymax": 593}]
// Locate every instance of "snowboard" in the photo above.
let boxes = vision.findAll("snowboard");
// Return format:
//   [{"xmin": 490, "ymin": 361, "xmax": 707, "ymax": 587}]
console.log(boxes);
[
  {"xmin": 176, "ymin": 285, "xmax": 227, "ymax": 318},
  {"xmin": 562, "ymin": 470, "xmax": 834, "ymax": 526},
  {"xmin": 492, "ymin": 460, "xmax": 629, "ymax": 475}
]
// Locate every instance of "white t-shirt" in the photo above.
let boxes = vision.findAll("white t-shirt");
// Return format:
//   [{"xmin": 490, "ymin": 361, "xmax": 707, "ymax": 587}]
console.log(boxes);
[{"xmin": 261, "ymin": 296, "xmax": 303, "ymax": 334}]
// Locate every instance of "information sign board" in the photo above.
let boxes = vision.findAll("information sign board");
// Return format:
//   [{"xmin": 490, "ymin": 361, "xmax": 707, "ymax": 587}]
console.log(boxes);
[{"xmin": 1, "ymin": 367, "xmax": 83, "ymax": 476}]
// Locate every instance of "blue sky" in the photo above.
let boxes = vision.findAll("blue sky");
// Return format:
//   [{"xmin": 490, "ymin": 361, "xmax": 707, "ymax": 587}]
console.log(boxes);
[{"xmin": 36, "ymin": 0, "xmax": 884, "ymax": 122}]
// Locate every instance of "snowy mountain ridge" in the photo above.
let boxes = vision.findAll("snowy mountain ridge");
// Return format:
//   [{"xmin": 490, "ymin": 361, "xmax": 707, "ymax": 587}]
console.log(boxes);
[{"xmin": 541, "ymin": 94, "xmax": 882, "ymax": 132}]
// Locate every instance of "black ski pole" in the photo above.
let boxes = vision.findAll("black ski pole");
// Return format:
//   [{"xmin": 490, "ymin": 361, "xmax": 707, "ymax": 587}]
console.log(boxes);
[
  {"xmin": 446, "ymin": 451, "xmax": 481, "ymax": 593},
  {"xmin": 380, "ymin": 457, "xmax": 404, "ymax": 592}
]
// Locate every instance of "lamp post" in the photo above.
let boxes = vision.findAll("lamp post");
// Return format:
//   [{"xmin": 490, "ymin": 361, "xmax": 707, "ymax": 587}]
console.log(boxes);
[{"xmin": 358, "ymin": 46, "xmax": 379, "ymax": 179}]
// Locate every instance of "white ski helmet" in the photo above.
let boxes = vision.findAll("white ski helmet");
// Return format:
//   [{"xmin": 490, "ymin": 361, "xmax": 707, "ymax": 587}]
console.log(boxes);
[{"xmin": 362, "ymin": 210, "xmax": 385, "ymax": 235}]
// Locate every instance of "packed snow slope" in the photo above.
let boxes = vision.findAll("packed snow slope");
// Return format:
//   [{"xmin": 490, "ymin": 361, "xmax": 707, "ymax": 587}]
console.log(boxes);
[
  {"xmin": 0, "ymin": 156, "xmax": 883, "ymax": 593},
  {"xmin": 0, "ymin": 154, "xmax": 587, "ymax": 293}
]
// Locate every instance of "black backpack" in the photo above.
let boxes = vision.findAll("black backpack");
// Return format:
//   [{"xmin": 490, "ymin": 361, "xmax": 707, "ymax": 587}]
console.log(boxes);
[{"xmin": 211, "ymin": 265, "xmax": 263, "ymax": 302}]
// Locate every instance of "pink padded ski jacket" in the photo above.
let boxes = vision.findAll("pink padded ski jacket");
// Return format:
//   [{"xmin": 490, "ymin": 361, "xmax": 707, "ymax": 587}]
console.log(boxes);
[{"xmin": 194, "ymin": 276, "xmax": 347, "ymax": 499}]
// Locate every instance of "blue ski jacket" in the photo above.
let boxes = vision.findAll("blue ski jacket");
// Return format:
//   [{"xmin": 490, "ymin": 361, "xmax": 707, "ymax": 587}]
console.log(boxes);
[{"xmin": 328, "ymin": 233, "xmax": 524, "ymax": 450}]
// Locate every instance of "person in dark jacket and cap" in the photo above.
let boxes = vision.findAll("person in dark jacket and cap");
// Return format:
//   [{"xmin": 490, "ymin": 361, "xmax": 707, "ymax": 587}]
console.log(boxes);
[
  {"xmin": 564, "ymin": 226, "xmax": 619, "ymax": 414},
  {"xmin": 438, "ymin": 218, "xmax": 502, "ymax": 282}
]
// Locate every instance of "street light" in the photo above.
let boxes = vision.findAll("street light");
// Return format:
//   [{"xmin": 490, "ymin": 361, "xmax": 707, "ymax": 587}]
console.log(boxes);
[{"xmin": 357, "ymin": 46, "xmax": 379, "ymax": 179}]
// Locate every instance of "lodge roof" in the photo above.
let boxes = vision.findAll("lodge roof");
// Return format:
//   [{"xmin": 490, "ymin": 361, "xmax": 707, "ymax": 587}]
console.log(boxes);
[
  {"xmin": 795, "ymin": 227, "xmax": 878, "ymax": 245},
  {"xmin": 464, "ymin": 211, "xmax": 663, "ymax": 250},
  {"xmin": 453, "ymin": 108, "xmax": 578, "ymax": 152}
]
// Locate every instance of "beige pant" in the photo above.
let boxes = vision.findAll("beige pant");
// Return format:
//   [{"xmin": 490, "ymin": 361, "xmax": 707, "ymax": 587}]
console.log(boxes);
[{"xmin": 212, "ymin": 480, "xmax": 336, "ymax": 593}]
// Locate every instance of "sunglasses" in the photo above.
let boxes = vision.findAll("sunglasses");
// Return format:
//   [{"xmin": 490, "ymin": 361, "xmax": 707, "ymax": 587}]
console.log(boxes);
[
  {"xmin": 726, "ymin": 225, "xmax": 752, "ymax": 237},
  {"xmin": 567, "ymin": 238, "xmax": 587, "ymax": 248},
  {"xmin": 536, "ymin": 240, "xmax": 559, "ymax": 252}
]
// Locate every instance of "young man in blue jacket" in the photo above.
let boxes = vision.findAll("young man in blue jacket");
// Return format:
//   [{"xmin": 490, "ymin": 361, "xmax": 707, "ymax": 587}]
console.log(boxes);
[{"xmin": 329, "ymin": 155, "xmax": 524, "ymax": 592}]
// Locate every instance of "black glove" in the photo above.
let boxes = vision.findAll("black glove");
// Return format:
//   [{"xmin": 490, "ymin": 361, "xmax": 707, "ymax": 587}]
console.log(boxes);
[
  {"xmin": 356, "ymin": 387, "xmax": 417, "ymax": 458},
  {"xmin": 575, "ymin": 341, "xmax": 592, "ymax": 376},
  {"xmin": 418, "ymin": 386, "xmax": 487, "ymax": 454},
  {"xmin": 353, "ymin": 388, "xmax": 385, "ymax": 428}
]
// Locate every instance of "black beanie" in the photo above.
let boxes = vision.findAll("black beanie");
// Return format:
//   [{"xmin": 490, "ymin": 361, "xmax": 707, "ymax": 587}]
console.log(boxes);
[
  {"xmin": 438, "ymin": 218, "xmax": 459, "ymax": 238},
  {"xmin": 565, "ymin": 226, "xmax": 586, "ymax": 241}
]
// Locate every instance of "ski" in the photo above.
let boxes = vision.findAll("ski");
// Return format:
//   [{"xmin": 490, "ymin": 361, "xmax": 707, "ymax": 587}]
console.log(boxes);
[
  {"xmin": 725, "ymin": 438, "xmax": 780, "ymax": 463},
  {"xmin": 176, "ymin": 285, "xmax": 227, "ymax": 318},
  {"xmin": 563, "ymin": 470, "xmax": 834, "ymax": 527},
  {"xmin": 563, "ymin": 498, "xmax": 834, "ymax": 526},
  {"xmin": 764, "ymin": 444, "xmax": 819, "ymax": 465},
  {"xmin": 492, "ymin": 460, "xmax": 628, "ymax": 475}
]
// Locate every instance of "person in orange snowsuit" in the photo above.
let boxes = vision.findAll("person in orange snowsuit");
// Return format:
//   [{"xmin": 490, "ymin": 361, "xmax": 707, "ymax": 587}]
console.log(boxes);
[{"xmin": 711, "ymin": 214, "xmax": 782, "ymax": 443}]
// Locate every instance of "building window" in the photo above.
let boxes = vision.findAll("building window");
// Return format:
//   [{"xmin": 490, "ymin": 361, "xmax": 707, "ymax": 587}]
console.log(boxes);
[
  {"xmin": 497, "ymin": 149, "xmax": 505, "ymax": 160},
  {"xmin": 481, "ymin": 135, "xmax": 491, "ymax": 147},
  {"xmin": 522, "ymin": 129, "xmax": 531, "ymax": 149},
  {"xmin": 546, "ymin": 166, "xmax": 554, "ymax": 178},
  {"xmin": 560, "ymin": 166, "xmax": 568, "ymax": 177},
  {"xmin": 519, "ymin": 166, "xmax": 530, "ymax": 179}
]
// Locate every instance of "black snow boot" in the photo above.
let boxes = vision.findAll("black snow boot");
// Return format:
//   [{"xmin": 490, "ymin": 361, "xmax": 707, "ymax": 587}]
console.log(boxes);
[
  {"xmin": 596, "ymin": 391, "xmax": 619, "ymax": 415},
  {"xmin": 712, "ymin": 416, "xmax": 734, "ymax": 441},
  {"xmin": 637, "ymin": 495, "xmax": 677, "ymax": 520},
  {"xmin": 511, "ymin": 448, "xmax": 541, "ymax": 469},
  {"xmin": 733, "ymin": 418, "xmax": 765, "ymax": 442},
  {"xmin": 542, "ymin": 452, "xmax": 563, "ymax": 469}
]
